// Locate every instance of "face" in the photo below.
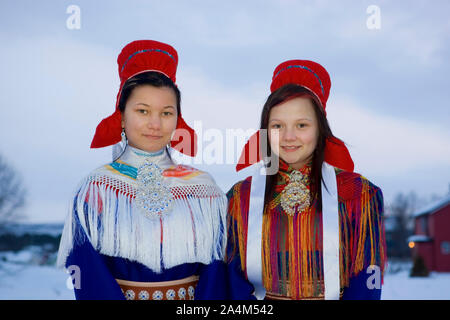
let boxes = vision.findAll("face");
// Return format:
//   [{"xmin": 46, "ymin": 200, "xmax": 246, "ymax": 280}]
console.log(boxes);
[
  {"xmin": 121, "ymin": 85, "xmax": 178, "ymax": 153},
  {"xmin": 268, "ymin": 96, "xmax": 319, "ymax": 170}
]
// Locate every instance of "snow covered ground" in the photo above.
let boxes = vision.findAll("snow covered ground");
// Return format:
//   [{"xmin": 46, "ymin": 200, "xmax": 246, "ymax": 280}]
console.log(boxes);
[
  {"xmin": 0, "ymin": 250, "xmax": 449, "ymax": 300},
  {"xmin": 0, "ymin": 249, "xmax": 74, "ymax": 300},
  {"xmin": 381, "ymin": 261, "xmax": 450, "ymax": 300}
]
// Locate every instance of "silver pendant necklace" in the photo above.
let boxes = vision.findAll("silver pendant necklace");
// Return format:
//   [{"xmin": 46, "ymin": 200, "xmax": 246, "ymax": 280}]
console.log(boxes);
[
  {"xmin": 280, "ymin": 170, "xmax": 311, "ymax": 216},
  {"xmin": 135, "ymin": 158, "xmax": 174, "ymax": 219}
]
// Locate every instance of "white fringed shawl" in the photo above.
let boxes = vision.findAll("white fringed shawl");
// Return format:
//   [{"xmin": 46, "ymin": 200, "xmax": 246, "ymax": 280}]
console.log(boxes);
[{"xmin": 57, "ymin": 147, "xmax": 228, "ymax": 273}]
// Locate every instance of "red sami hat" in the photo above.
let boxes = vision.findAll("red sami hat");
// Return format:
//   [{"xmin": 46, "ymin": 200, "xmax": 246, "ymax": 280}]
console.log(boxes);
[
  {"xmin": 236, "ymin": 59, "xmax": 354, "ymax": 172},
  {"xmin": 90, "ymin": 40, "xmax": 197, "ymax": 157}
]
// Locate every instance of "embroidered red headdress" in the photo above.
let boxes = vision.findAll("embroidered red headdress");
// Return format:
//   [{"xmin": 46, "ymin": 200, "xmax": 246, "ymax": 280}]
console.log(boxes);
[
  {"xmin": 90, "ymin": 40, "xmax": 197, "ymax": 157},
  {"xmin": 236, "ymin": 59, "xmax": 354, "ymax": 172}
]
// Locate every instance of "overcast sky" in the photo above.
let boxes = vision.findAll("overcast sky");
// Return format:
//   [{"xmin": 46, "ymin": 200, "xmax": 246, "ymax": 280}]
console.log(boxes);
[{"xmin": 1, "ymin": 0, "xmax": 449, "ymax": 223}]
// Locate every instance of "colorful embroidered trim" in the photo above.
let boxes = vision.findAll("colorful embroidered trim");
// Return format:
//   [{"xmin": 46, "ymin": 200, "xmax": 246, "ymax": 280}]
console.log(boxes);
[
  {"xmin": 107, "ymin": 161, "xmax": 137, "ymax": 179},
  {"xmin": 120, "ymin": 49, "xmax": 176, "ymax": 73},
  {"xmin": 273, "ymin": 65, "xmax": 325, "ymax": 96}
]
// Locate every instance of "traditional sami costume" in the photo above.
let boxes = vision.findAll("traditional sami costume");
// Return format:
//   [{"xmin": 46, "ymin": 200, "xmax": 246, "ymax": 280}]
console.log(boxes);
[
  {"xmin": 226, "ymin": 60, "xmax": 388, "ymax": 300},
  {"xmin": 56, "ymin": 40, "xmax": 228, "ymax": 300}
]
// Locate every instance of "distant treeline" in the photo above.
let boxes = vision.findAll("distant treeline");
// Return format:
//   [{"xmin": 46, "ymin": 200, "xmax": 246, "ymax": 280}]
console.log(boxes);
[
  {"xmin": 0, "ymin": 223, "xmax": 63, "ymax": 251},
  {"xmin": 0, "ymin": 232, "xmax": 61, "ymax": 252}
]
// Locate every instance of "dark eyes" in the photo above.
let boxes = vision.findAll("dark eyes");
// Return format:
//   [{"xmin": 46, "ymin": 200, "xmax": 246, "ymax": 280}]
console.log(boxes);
[
  {"xmin": 137, "ymin": 109, "xmax": 174, "ymax": 116},
  {"xmin": 270, "ymin": 123, "xmax": 307, "ymax": 129}
]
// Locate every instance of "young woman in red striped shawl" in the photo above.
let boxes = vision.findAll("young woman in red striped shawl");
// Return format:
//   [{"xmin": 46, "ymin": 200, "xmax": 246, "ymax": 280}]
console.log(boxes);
[{"xmin": 226, "ymin": 59, "xmax": 387, "ymax": 300}]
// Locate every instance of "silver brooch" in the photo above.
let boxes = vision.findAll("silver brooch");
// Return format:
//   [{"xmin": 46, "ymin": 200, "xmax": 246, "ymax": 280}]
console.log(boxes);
[
  {"xmin": 280, "ymin": 170, "xmax": 311, "ymax": 216},
  {"xmin": 135, "ymin": 159, "xmax": 174, "ymax": 219}
]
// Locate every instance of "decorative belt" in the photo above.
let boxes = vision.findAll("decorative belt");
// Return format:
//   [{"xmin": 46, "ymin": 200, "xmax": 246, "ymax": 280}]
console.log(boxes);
[
  {"xmin": 116, "ymin": 275, "xmax": 199, "ymax": 300},
  {"xmin": 265, "ymin": 289, "xmax": 344, "ymax": 300}
]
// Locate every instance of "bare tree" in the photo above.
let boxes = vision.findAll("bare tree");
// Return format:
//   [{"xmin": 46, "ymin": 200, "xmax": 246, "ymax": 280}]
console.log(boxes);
[
  {"xmin": 0, "ymin": 154, "xmax": 27, "ymax": 229},
  {"xmin": 387, "ymin": 192, "xmax": 417, "ymax": 258}
]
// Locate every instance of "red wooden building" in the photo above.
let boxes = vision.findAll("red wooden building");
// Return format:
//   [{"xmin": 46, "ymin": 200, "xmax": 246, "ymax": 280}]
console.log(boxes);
[{"xmin": 408, "ymin": 195, "xmax": 450, "ymax": 272}]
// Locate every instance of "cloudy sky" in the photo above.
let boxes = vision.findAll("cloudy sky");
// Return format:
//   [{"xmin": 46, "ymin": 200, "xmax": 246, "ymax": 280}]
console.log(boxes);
[{"xmin": 1, "ymin": 0, "xmax": 449, "ymax": 223}]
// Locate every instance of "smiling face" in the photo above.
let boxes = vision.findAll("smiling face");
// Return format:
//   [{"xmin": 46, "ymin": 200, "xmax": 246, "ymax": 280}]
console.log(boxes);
[
  {"xmin": 268, "ymin": 96, "xmax": 319, "ymax": 170},
  {"xmin": 121, "ymin": 85, "xmax": 178, "ymax": 153}
]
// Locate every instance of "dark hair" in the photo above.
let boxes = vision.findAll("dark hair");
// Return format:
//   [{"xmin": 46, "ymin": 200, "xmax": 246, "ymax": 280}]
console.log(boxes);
[
  {"xmin": 118, "ymin": 71, "xmax": 181, "ymax": 160},
  {"xmin": 118, "ymin": 71, "xmax": 181, "ymax": 114},
  {"xmin": 260, "ymin": 84, "xmax": 337, "ymax": 212}
]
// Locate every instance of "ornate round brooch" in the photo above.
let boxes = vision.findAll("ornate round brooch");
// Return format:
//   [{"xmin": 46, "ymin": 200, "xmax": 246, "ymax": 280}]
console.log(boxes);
[
  {"xmin": 280, "ymin": 170, "xmax": 311, "ymax": 216},
  {"xmin": 135, "ymin": 159, "xmax": 174, "ymax": 219}
]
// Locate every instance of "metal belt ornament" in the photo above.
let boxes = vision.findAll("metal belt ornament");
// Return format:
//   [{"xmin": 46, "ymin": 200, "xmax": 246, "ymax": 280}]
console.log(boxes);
[{"xmin": 246, "ymin": 161, "xmax": 340, "ymax": 300}]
